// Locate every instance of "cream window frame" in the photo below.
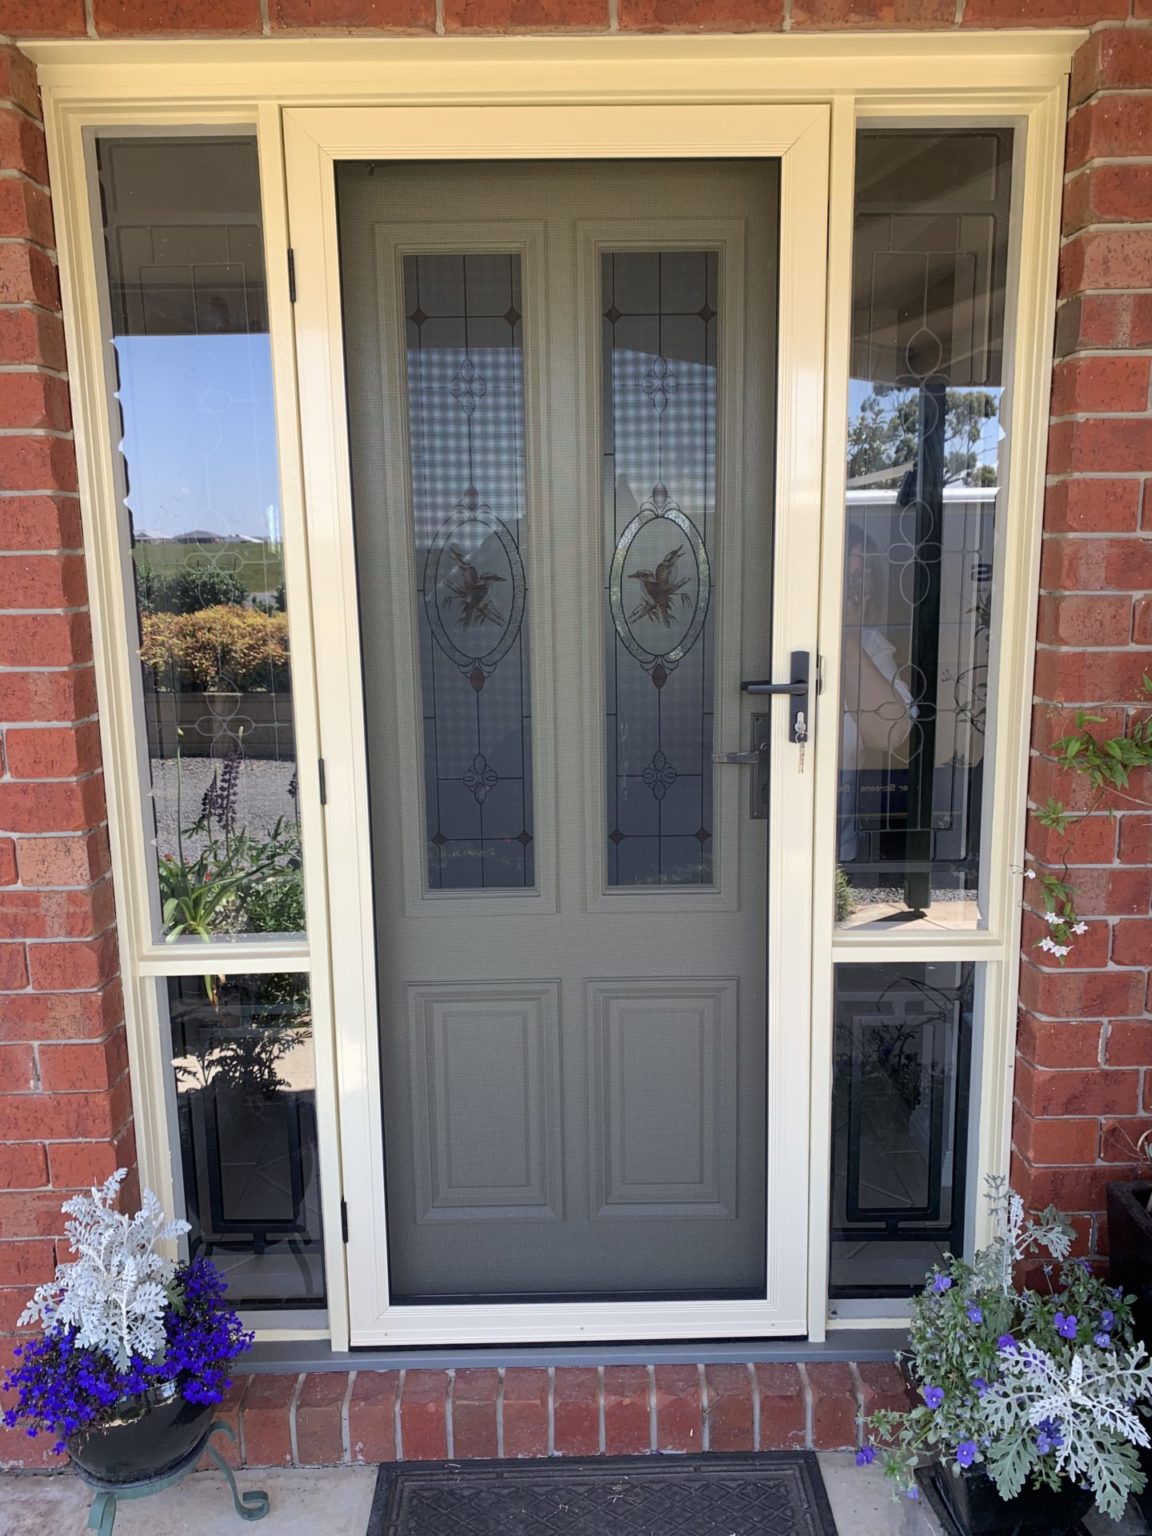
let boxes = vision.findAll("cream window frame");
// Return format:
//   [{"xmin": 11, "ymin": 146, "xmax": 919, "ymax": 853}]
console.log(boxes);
[{"xmin": 29, "ymin": 33, "xmax": 1076, "ymax": 1350}]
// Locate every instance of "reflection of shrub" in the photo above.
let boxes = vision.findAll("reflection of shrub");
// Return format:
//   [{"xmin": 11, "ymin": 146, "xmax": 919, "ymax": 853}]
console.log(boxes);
[
  {"xmin": 140, "ymin": 605, "xmax": 289, "ymax": 690},
  {"xmin": 136, "ymin": 565, "xmax": 250, "ymax": 614}
]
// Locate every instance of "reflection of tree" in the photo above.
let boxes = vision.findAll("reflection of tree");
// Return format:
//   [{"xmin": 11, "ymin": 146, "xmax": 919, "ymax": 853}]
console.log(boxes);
[
  {"xmin": 848, "ymin": 386, "xmax": 999, "ymax": 489},
  {"xmin": 173, "ymin": 978, "xmax": 310, "ymax": 1106}
]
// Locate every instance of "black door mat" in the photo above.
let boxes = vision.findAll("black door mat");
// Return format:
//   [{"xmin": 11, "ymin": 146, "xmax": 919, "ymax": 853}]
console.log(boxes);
[
  {"xmin": 915, "ymin": 1462, "xmax": 1091, "ymax": 1536},
  {"xmin": 367, "ymin": 1451, "xmax": 838, "ymax": 1535}
]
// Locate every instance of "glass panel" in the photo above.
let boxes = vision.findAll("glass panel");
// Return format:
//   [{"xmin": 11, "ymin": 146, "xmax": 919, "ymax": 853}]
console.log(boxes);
[
  {"xmin": 402, "ymin": 253, "xmax": 534, "ymax": 890},
  {"xmin": 96, "ymin": 137, "xmax": 303, "ymax": 940},
  {"xmin": 837, "ymin": 129, "xmax": 1013, "ymax": 929},
  {"xmin": 829, "ymin": 961, "xmax": 976, "ymax": 1298},
  {"xmin": 166, "ymin": 973, "xmax": 324, "ymax": 1309},
  {"xmin": 603, "ymin": 251, "xmax": 718, "ymax": 888}
]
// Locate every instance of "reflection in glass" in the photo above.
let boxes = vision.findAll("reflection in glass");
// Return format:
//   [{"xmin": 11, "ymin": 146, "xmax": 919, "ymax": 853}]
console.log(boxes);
[
  {"xmin": 603, "ymin": 251, "xmax": 718, "ymax": 887},
  {"xmin": 96, "ymin": 138, "xmax": 302, "ymax": 940},
  {"xmin": 829, "ymin": 962, "xmax": 975, "ymax": 1297},
  {"xmin": 402, "ymin": 253, "xmax": 534, "ymax": 890},
  {"xmin": 837, "ymin": 130, "xmax": 1013, "ymax": 928},
  {"xmin": 167, "ymin": 973, "xmax": 324, "ymax": 1309}
]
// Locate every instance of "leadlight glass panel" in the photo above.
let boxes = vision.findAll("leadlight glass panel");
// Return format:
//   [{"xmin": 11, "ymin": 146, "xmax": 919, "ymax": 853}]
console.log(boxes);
[
  {"xmin": 603, "ymin": 251, "xmax": 718, "ymax": 888},
  {"xmin": 837, "ymin": 129, "xmax": 1014, "ymax": 929},
  {"xmin": 829, "ymin": 961, "xmax": 976, "ymax": 1298},
  {"xmin": 96, "ymin": 137, "xmax": 302, "ymax": 942},
  {"xmin": 401, "ymin": 254, "xmax": 534, "ymax": 891},
  {"xmin": 166, "ymin": 973, "xmax": 325, "ymax": 1309}
]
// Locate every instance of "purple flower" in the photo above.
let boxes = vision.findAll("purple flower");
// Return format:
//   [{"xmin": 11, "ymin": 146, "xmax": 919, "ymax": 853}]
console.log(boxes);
[
  {"xmin": 1036, "ymin": 1418, "xmax": 1064, "ymax": 1456},
  {"xmin": 1101, "ymin": 1309, "xmax": 1115, "ymax": 1330},
  {"xmin": 1095, "ymin": 1333, "xmax": 1112, "ymax": 1349},
  {"xmin": 955, "ymin": 1440, "xmax": 978, "ymax": 1469},
  {"xmin": 856, "ymin": 1446, "xmax": 876, "ymax": 1466},
  {"xmin": 932, "ymin": 1274, "xmax": 953, "ymax": 1295},
  {"xmin": 1054, "ymin": 1312, "xmax": 1078, "ymax": 1341},
  {"xmin": 973, "ymin": 1377, "xmax": 990, "ymax": 1397},
  {"xmin": 922, "ymin": 1385, "xmax": 945, "ymax": 1410},
  {"xmin": 966, "ymin": 1304, "xmax": 983, "ymax": 1325},
  {"xmin": 905, "ymin": 1486, "xmax": 921, "ymax": 1501},
  {"xmin": 997, "ymin": 1335, "xmax": 1017, "ymax": 1353}
]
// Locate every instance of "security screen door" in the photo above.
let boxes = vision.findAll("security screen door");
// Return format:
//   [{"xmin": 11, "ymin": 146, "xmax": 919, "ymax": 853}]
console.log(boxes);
[{"xmin": 294, "ymin": 110, "xmax": 829, "ymax": 1339}]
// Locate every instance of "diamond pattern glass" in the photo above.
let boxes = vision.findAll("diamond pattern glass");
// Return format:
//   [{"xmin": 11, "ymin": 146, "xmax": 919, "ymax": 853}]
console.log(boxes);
[
  {"xmin": 603, "ymin": 251, "xmax": 718, "ymax": 888},
  {"xmin": 404, "ymin": 254, "xmax": 534, "ymax": 891}
]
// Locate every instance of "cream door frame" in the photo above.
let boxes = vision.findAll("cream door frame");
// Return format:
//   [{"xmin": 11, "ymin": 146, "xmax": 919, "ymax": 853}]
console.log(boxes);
[
  {"xmin": 286, "ymin": 103, "xmax": 827, "ymax": 1345},
  {"xmin": 29, "ymin": 33, "xmax": 1076, "ymax": 1350}
]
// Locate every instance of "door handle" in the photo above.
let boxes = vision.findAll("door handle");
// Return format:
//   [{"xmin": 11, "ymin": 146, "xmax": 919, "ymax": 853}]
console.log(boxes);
[
  {"xmin": 741, "ymin": 650, "xmax": 810, "ymax": 747},
  {"xmin": 712, "ymin": 746, "xmax": 766, "ymax": 765}
]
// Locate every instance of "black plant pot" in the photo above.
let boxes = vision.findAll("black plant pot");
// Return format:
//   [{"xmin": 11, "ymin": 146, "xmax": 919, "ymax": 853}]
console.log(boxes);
[
  {"xmin": 928, "ymin": 1462, "xmax": 1093, "ymax": 1536},
  {"xmin": 67, "ymin": 1386, "xmax": 213, "ymax": 1486},
  {"xmin": 1108, "ymin": 1181, "xmax": 1152, "ymax": 1344}
]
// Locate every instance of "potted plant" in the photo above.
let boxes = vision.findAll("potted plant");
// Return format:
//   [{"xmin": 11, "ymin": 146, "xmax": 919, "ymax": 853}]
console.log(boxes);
[
  {"xmin": 860, "ymin": 1178, "xmax": 1152, "ymax": 1533},
  {"xmin": 1, "ymin": 1169, "xmax": 252, "ymax": 1484}
]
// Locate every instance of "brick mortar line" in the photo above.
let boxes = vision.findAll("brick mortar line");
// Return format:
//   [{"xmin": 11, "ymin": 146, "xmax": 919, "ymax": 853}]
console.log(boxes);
[
  {"xmin": 746, "ymin": 1361, "xmax": 760, "ymax": 1452},
  {"xmin": 848, "ymin": 1361, "xmax": 865, "ymax": 1448},
  {"xmin": 798, "ymin": 1363, "xmax": 813, "ymax": 1452},
  {"xmin": 394, "ymin": 1368, "xmax": 405, "ymax": 1461},
  {"xmin": 444, "ymin": 1366, "xmax": 455, "ymax": 1459},
  {"xmin": 645, "ymin": 1365, "xmax": 656, "ymax": 1454},
  {"xmin": 547, "ymin": 1366, "xmax": 556, "ymax": 1457},
  {"xmin": 340, "ymin": 1371, "xmax": 354, "ymax": 1466},
  {"xmin": 235, "ymin": 1376, "xmax": 250, "ymax": 1466},
  {"xmin": 287, "ymin": 1371, "xmax": 304, "ymax": 1468},
  {"xmin": 697, "ymin": 1362, "xmax": 709, "ymax": 1453},
  {"xmin": 596, "ymin": 1365, "xmax": 605, "ymax": 1456},
  {"xmin": 495, "ymin": 1366, "xmax": 505, "ymax": 1458}
]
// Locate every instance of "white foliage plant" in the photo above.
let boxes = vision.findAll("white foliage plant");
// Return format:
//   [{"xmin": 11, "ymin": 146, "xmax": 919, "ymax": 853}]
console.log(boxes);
[{"xmin": 19, "ymin": 1169, "xmax": 190, "ymax": 1371}]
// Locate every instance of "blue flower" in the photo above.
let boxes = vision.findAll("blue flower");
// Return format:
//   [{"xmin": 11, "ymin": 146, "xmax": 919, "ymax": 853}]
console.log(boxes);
[
  {"xmin": 1035, "ymin": 1418, "xmax": 1064, "ymax": 1456},
  {"xmin": 932, "ymin": 1274, "xmax": 952, "ymax": 1295},
  {"xmin": 955, "ymin": 1441, "xmax": 978, "ymax": 1469},
  {"xmin": 856, "ymin": 1446, "xmax": 876, "ymax": 1466},
  {"xmin": 1095, "ymin": 1333, "xmax": 1112, "ymax": 1349},
  {"xmin": 966, "ymin": 1305, "xmax": 983, "ymax": 1325},
  {"xmin": 905, "ymin": 1486, "xmax": 921, "ymax": 1501},
  {"xmin": 1101, "ymin": 1309, "xmax": 1115, "ymax": 1330},
  {"xmin": 973, "ymin": 1377, "xmax": 989, "ymax": 1397},
  {"xmin": 1054, "ymin": 1312, "xmax": 1078, "ymax": 1341},
  {"xmin": 997, "ymin": 1335, "xmax": 1017, "ymax": 1353},
  {"xmin": 922, "ymin": 1385, "xmax": 945, "ymax": 1410}
]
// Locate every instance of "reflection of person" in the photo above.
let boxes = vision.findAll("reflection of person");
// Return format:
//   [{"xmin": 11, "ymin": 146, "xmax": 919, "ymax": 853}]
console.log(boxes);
[{"xmin": 840, "ymin": 524, "xmax": 918, "ymax": 861}]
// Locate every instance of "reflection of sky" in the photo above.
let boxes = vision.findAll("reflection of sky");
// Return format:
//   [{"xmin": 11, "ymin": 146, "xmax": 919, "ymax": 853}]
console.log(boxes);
[
  {"xmin": 847, "ymin": 378, "xmax": 1003, "ymax": 483},
  {"xmin": 115, "ymin": 334, "xmax": 281, "ymax": 542}
]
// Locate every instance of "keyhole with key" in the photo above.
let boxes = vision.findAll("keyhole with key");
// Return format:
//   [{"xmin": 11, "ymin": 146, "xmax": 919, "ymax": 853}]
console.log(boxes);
[{"xmin": 794, "ymin": 711, "xmax": 807, "ymax": 773}]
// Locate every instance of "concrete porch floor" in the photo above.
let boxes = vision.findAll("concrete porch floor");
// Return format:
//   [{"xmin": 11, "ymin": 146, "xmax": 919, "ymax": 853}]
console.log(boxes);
[{"xmin": 0, "ymin": 1455, "xmax": 1148, "ymax": 1534}]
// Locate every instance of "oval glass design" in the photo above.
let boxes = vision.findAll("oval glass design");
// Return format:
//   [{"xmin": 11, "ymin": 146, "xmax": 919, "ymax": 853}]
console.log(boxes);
[
  {"xmin": 423, "ymin": 500, "xmax": 526, "ymax": 686},
  {"xmin": 609, "ymin": 484, "xmax": 710, "ymax": 673}
]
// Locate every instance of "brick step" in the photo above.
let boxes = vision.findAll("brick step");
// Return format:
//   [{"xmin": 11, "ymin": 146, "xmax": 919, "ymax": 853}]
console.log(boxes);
[{"xmin": 193, "ymin": 1361, "xmax": 910, "ymax": 1470}]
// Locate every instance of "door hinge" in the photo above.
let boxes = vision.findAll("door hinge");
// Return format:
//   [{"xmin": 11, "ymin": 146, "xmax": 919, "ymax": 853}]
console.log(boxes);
[
  {"xmin": 287, "ymin": 248, "xmax": 297, "ymax": 303},
  {"xmin": 340, "ymin": 1199, "xmax": 349, "ymax": 1244},
  {"xmin": 318, "ymin": 757, "xmax": 327, "ymax": 806}
]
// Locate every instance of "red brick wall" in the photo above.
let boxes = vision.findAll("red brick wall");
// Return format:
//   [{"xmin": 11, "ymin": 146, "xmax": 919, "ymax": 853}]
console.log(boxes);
[
  {"xmin": 0, "ymin": 0, "xmax": 1150, "ymax": 1473},
  {"xmin": 1012, "ymin": 20, "xmax": 1152, "ymax": 1259},
  {"xmin": 0, "ymin": 38, "xmax": 135, "ymax": 1468}
]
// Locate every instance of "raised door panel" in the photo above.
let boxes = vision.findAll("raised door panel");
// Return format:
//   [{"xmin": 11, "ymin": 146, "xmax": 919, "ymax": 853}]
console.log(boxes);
[
  {"xmin": 587, "ymin": 978, "xmax": 739, "ymax": 1219},
  {"xmin": 408, "ymin": 983, "xmax": 563, "ymax": 1222}
]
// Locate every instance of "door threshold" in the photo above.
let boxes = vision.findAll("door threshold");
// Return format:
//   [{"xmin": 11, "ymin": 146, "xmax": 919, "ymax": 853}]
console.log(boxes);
[{"xmin": 244, "ymin": 1329, "xmax": 906, "ymax": 1374}]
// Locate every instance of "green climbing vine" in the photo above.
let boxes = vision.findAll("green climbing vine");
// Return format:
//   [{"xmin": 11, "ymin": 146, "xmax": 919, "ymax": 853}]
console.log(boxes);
[{"xmin": 1027, "ymin": 678, "xmax": 1152, "ymax": 961}]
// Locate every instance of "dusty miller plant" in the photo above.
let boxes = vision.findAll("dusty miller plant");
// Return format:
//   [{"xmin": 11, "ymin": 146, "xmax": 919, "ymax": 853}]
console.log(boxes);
[
  {"xmin": 19, "ymin": 1170, "xmax": 190, "ymax": 1370},
  {"xmin": 863, "ymin": 1176, "xmax": 1152, "ymax": 1521}
]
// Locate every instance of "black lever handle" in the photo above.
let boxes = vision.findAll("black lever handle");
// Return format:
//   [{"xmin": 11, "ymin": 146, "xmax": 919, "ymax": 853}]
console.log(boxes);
[{"xmin": 741, "ymin": 651, "xmax": 809, "ymax": 746}]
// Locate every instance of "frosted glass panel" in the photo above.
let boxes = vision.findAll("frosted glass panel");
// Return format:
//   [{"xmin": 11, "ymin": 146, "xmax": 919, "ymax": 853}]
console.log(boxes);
[
  {"xmin": 402, "ymin": 253, "xmax": 535, "ymax": 891},
  {"xmin": 603, "ymin": 251, "xmax": 718, "ymax": 888}
]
